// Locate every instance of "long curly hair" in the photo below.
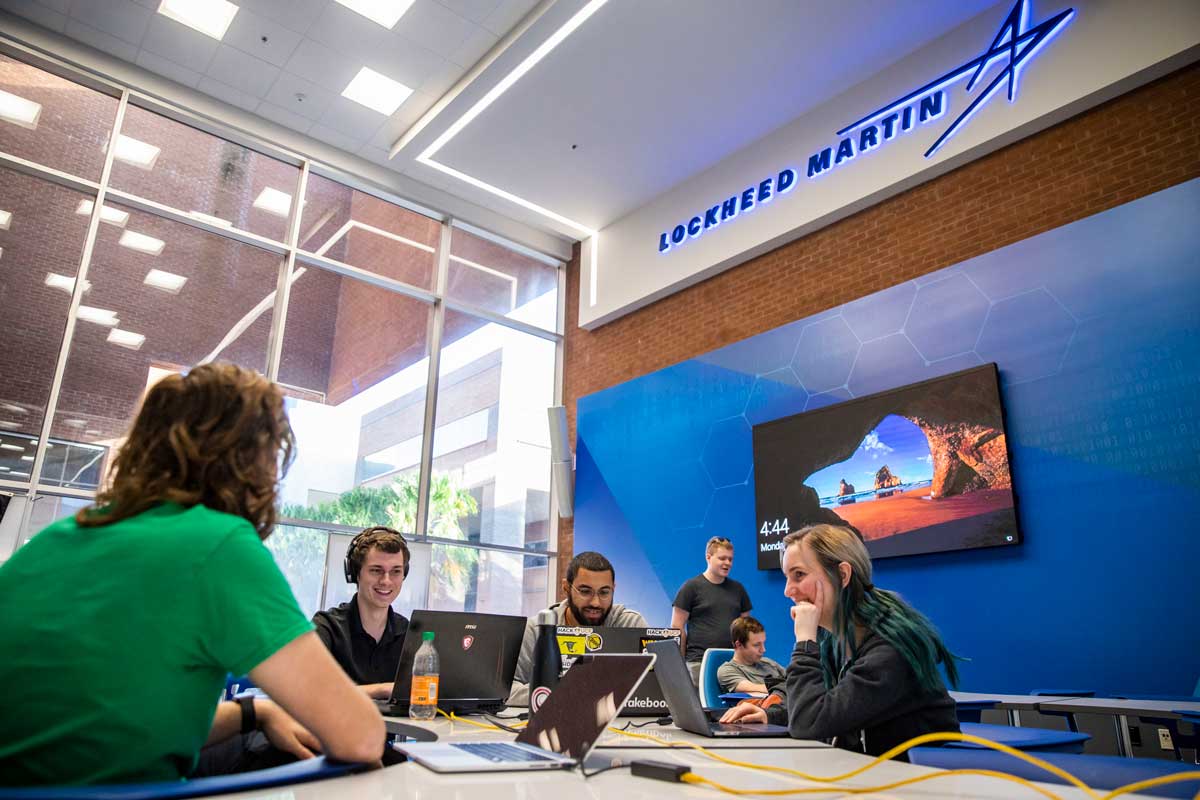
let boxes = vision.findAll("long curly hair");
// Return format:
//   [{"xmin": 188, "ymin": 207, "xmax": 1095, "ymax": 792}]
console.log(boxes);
[
  {"xmin": 76, "ymin": 363, "xmax": 295, "ymax": 539},
  {"xmin": 782, "ymin": 524, "xmax": 962, "ymax": 694}
]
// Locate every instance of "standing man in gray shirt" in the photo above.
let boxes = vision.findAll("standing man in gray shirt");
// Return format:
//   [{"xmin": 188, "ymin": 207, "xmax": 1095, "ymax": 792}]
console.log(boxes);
[
  {"xmin": 508, "ymin": 551, "xmax": 648, "ymax": 705},
  {"xmin": 718, "ymin": 616, "xmax": 786, "ymax": 693},
  {"xmin": 671, "ymin": 536, "xmax": 752, "ymax": 682}
]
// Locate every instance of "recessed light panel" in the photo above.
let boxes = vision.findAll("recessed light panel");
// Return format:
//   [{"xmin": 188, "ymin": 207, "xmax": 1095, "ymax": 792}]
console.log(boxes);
[
  {"xmin": 77, "ymin": 306, "xmax": 119, "ymax": 327},
  {"xmin": 44, "ymin": 273, "xmax": 92, "ymax": 294},
  {"xmin": 157, "ymin": 0, "xmax": 239, "ymax": 40},
  {"xmin": 144, "ymin": 268, "xmax": 188, "ymax": 294},
  {"xmin": 0, "ymin": 88, "xmax": 42, "ymax": 129},
  {"xmin": 334, "ymin": 0, "xmax": 415, "ymax": 29},
  {"xmin": 342, "ymin": 67, "xmax": 413, "ymax": 116},
  {"xmin": 0, "ymin": 444, "xmax": 22, "ymax": 452},
  {"xmin": 119, "ymin": 230, "xmax": 166, "ymax": 256},
  {"xmin": 107, "ymin": 329, "xmax": 146, "ymax": 350},
  {"xmin": 253, "ymin": 187, "xmax": 292, "ymax": 217},
  {"xmin": 0, "ymin": 209, "xmax": 11, "ymax": 229},
  {"xmin": 112, "ymin": 135, "xmax": 161, "ymax": 169},
  {"xmin": 75, "ymin": 200, "xmax": 130, "ymax": 227}
]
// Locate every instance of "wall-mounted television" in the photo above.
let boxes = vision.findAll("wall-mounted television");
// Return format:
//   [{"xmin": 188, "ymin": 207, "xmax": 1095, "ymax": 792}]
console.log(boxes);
[{"xmin": 752, "ymin": 364, "xmax": 1020, "ymax": 567}]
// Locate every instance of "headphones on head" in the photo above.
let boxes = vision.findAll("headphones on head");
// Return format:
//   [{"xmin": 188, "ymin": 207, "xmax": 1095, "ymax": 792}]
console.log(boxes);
[{"xmin": 343, "ymin": 526, "xmax": 410, "ymax": 584}]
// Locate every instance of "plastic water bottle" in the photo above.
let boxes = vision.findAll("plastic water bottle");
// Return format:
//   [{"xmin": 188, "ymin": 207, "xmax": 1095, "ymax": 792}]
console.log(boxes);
[{"xmin": 409, "ymin": 631, "xmax": 439, "ymax": 721}]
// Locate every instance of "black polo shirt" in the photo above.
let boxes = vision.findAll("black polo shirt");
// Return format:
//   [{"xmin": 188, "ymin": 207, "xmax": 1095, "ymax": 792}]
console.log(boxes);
[{"xmin": 312, "ymin": 595, "xmax": 409, "ymax": 685}]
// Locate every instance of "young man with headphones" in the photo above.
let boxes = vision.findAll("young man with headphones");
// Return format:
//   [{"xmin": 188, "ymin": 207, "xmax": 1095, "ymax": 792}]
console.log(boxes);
[{"xmin": 312, "ymin": 527, "xmax": 411, "ymax": 699}]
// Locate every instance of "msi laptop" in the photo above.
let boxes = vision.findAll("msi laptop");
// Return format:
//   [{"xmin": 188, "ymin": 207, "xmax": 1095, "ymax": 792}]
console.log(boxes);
[
  {"xmin": 555, "ymin": 626, "xmax": 680, "ymax": 716},
  {"xmin": 377, "ymin": 610, "xmax": 525, "ymax": 716},
  {"xmin": 396, "ymin": 652, "xmax": 655, "ymax": 773},
  {"xmin": 645, "ymin": 639, "xmax": 790, "ymax": 738}
]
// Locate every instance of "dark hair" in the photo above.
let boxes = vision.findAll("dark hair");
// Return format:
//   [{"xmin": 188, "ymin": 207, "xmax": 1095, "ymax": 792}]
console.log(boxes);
[
  {"xmin": 347, "ymin": 526, "xmax": 411, "ymax": 581},
  {"xmin": 730, "ymin": 615, "xmax": 765, "ymax": 647},
  {"xmin": 781, "ymin": 524, "xmax": 961, "ymax": 693},
  {"xmin": 566, "ymin": 551, "xmax": 614, "ymax": 584},
  {"xmin": 77, "ymin": 363, "xmax": 294, "ymax": 539}
]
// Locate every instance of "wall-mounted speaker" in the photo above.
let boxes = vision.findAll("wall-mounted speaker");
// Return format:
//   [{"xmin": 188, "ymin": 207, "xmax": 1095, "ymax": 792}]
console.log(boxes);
[{"xmin": 548, "ymin": 405, "xmax": 574, "ymax": 518}]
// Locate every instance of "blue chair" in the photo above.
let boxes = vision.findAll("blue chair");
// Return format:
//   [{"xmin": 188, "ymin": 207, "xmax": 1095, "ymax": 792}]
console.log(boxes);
[
  {"xmin": 909, "ymin": 747, "xmax": 1200, "ymax": 798},
  {"xmin": 222, "ymin": 675, "xmax": 257, "ymax": 701},
  {"xmin": 699, "ymin": 648, "xmax": 736, "ymax": 709},
  {"xmin": 956, "ymin": 722, "xmax": 1090, "ymax": 753},
  {"xmin": 0, "ymin": 757, "xmax": 367, "ymax": 800}
]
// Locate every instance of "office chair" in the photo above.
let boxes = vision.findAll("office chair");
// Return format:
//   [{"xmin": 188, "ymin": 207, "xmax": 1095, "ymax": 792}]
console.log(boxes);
[{"xmin": 699, "ymin": 648, "xmax": 736, "ymax": 708}]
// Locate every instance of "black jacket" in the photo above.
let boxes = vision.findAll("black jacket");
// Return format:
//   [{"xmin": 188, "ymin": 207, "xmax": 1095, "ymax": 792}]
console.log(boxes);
[{"xmin": 766, "ymin": 629, "xmax": 959, "ymax": 758}]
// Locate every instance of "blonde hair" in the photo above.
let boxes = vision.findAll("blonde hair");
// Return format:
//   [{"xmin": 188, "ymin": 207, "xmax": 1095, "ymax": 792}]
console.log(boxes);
[{"xmin": 705, "ymin": 536, "xmax": 733, "ymax": 556}]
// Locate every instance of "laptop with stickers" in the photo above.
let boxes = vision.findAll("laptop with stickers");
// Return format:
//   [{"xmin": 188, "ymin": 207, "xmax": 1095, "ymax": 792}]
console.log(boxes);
[{"xmin": 554, "ymin": 625, "xmax": 680, "ymax": 716}]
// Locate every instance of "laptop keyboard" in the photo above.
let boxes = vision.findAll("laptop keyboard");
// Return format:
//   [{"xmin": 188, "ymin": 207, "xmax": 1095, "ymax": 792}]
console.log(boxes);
[{"xmin": 453, "ymin": 743, "xmax": 557, "ymax": 763}]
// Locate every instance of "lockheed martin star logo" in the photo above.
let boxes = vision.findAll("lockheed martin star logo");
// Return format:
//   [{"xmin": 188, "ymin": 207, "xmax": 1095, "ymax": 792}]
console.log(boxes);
[{"xmin": 839, "ymin": 0, "xmax": 1075, "ymax": 158}]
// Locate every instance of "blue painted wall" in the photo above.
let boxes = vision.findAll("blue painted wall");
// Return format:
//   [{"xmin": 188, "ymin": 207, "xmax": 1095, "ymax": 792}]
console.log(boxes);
[{"xmin": 575, "ymin": 179, "xmax": 1200, "ymax": 694}]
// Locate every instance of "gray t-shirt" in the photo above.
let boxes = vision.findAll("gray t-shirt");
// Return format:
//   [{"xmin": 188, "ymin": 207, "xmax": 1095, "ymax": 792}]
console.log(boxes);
[
  {"xmin": 717, "ymin": 656, "xmax": 786, "ymax": 693},
  {"xmin": 673, "ymin": 574, "xmax": 752, "ymax": 662}
]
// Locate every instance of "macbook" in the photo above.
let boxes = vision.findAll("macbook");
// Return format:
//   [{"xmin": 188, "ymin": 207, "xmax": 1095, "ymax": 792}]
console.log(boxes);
[
  {"xmin": 396, "ymin": 652, "xmax": 655, "ymax": 773},
  {"xmin": 645, "ymin": 639, "xmax": 790, "ymax": 738}
]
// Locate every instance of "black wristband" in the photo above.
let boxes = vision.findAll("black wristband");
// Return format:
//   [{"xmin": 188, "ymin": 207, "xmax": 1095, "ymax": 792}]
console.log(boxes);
[{"xmin": 236, "ymin": 695, "xmax": 256, "ymax": 734}]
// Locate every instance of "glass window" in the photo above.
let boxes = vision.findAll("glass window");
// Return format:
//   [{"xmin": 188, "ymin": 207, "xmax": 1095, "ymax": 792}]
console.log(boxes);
[
  {"xmin": 109, "ymin": 104, "xmax": 300, "ymax": 243},
  {"xmin": 0, "ymin": 169, "xmax": 91, "ymax": 470},
  {"xmin": 47, "ymin": 204, "xmax": 283, "ymax": 488},
  {"xmin": 264, "ymin": 523, "xmax": 329, "ymax": 620},
  {"xmin": 5, "ymin": 493, "xmax": 91, "ymax": 554},
  {"xmin": 316, "ymin": 533, "xmax": 430, "ymax": 619},
  {"xmin": 427, "ymin": 545, "xmax": 549, "ymax": 617},
  {"xmin": 299, "ymin": 174, "xmax": 439, "ymax": 290},
  {"xmin": 448, "ymin": 226, "xmax": 559, "ymax": 332},
  {"xmin": 276, "ymin": 264, "xmax": 432, "ymax": 525},
  {"xmin": 428, "ymin": 309, "xmax": 556, "ymax": 550},
  {"xmin": 0, "ymin": 52, "xmax": 118, "ymax": 180}
]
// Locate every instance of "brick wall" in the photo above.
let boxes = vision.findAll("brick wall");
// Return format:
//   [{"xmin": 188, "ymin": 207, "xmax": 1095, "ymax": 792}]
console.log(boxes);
[{"xmin": 555, "ymin": 62, "xmax": 1200, "ymax": 588}]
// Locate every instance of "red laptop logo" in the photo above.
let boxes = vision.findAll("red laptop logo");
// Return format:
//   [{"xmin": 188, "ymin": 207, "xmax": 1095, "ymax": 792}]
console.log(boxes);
[{"xmin": 462, "ymin": 635, "xmax": 474, "ymax": 650}]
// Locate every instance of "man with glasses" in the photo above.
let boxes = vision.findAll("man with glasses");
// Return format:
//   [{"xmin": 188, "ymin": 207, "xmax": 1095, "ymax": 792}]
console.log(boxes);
[
  {"xmin": 312, "ymin": 526, "xmax": 411, "ymax": 699},
  {"xmin": 671, "ymin": 536, "xmax": 752, "ymax": 683},
  {"xmin": 508, "ymin": 551, "xmax": 648, "ymax": 705}
]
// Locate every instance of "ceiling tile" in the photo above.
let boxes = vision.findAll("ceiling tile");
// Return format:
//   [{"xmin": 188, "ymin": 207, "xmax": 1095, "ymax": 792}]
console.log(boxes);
[
  {"xmin": 356, "ymin": 145, "xmax": 400, "ymax": 170},
  {"xmin": 222, "ymin": 6, "xmax": 304, "ymax": 68},
  {"xmin": 395, "ymin": 0, "xmax": 475, "ymax": 57},
  {"xmin": 254, "ymin": 100, "xmax": 314, "ymax": 134},
  {"xmin": 480, "ymin": 0, "xmax": 538, "ymax": 37},
  {"xmin": 316, "ymin": 94, "xmax": 388, "ymax": 140},
  {"xmin": 449, "ymin": 24, "xmax": 498, "ymax": 68},
  {"xmin": 435, "ymin": 0, "xmax": 502, "ymax": 26},
  {"xmin": 197, "ymin": 76, "xmax": 262, "ymax": 113},
  {"xmin": 308, "ymin": 121, "xmax": 368, "ymax": 154},
  {"xmin": 64, "ymin": 19, "xmax": 139, "ymax": 62},
  {"xmin": 418, "ymin": 57, "xmax": 463, "ymax": 97},
  {"xmin": 24, "ymin": 0, "xmax": 70, "ymax": 14},
  {"xmin": 68, "ymin": 0, "xmax": 152, "ymax": 46},
  {"xmin": 263, "ymin": 70, "xmax": 337, "ymax": 122},
  {"xmin": 141, "ymin": 14, "xmax": 219, "ymax": 73},
  {"xmin": 305, "ymin": 2, "xmax": 390, "ymax": 58},
  {"xmin": 281, "ymin": 37, "xmax": 359, "ymax": 95},
  {"xmin": 207, "ymin": 44, "xmax": 280, "ymax": 97},
  {"xmin": 374, "ymin": 32, "xmax": 444, "ymax": 88},
  {"xmin": 135, "ymin": 48, "xmax": 202, "ymax": 87},
  {"xmin": 236, "ymin": 0, "xmax": 325, "ymax": 35},
  {"xmin": 0, "ymin": 0, "xmax": 68, "ymax": 32}
]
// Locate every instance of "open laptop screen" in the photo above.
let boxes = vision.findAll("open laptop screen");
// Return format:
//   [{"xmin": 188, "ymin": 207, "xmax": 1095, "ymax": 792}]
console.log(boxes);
[
  {"xmin": 390, "ymin": 610, "xmax": 525, "ymax": 708},
  {"xmin": 516, "ymin": 653, "xmax": 655, "ymax": 760}
]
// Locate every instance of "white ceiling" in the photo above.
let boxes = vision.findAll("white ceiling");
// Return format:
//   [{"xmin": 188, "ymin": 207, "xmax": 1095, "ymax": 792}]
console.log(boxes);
[{"xmin": 2, "ymin": 0, "xmax": 1010, "ymax": 242}]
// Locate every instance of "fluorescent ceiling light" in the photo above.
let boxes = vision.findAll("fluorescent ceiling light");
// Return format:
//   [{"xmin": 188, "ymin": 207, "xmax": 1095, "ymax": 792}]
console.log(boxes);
[
  {"xmin": 64, "ymin": 419, "xmax": 86, "ymax": 427},
  {"xmin": 189, "ymin": 210, "xmax": 232, "ymax": 227},
  {"xmin": 0, "ymin": 444, "xmax": 22, "ymax": 452},
  {"xmin": 8, "ymin": 471, "xmax": 29, "ymax": 477},
  {"xmin": 76, "ymin": 200, "xmax": 129, "ymax": 227},
  {"xmin": 44, "ymin": 272, "xmax": 92, "ymax": 294},
  {"xmin": 342, "ymin": 67, "xmax": 412, "ymax": 116},
  {"xmin": 119, "ymin": 230, "xmax": 166, "ymax": 256},
  {"xmin": 1, "ymin": 404, "xmax": 26, "ymax": 414},
  {"xmin": 334, "ymin": 0, "xmax": 415, "ymax": 29},
  {"xmin": 144, "ymin": 268, "xmax": 188, "ymax": 294},
  {"xmin": 20, "ymin": 455, "xmax": 34, "ymax": 461},
  {"xmin": 107, "ymin": 329, "xmax": 145, "ymax": 350},
  {"xmin": 0, "ymin": 467, "xmax": 8, "ymax": 472},
  {"xmin": 157, "ymin": 0, "xmax": 239, "ymax": 41},
  {"xmin": 112, "ymin": 134, "xmax": 161, "ymax": 169},
  {"xmin": 0, "ymin": 209, "xmax": 11, "ymax": 229},
  {"xmin": 253, "ymin": 187, "xmax": 292, "ymax": 217},
  {"xmin": 0, "ymin": 88, "xmax": 42, "ymax": 129},
  {"xmin": 76, "ymin": 306, "xmax": 119, "ymax": 327}
]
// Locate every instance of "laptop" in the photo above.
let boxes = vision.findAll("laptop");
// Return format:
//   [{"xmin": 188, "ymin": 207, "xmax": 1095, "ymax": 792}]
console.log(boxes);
[
  {"xmin": 377, "ymin": 610, "xmax": 525, "ymax": 716},
  {"xmin": 555, "ymin": 626, "xmax": 680, "ymax": 716},
  {"xmin": 645, "ymin": 639, "xmax": 790, "ymax": 738},
  {"xmin": 396, "ymin": 652, "xmax": 655, "ymax": 773}
]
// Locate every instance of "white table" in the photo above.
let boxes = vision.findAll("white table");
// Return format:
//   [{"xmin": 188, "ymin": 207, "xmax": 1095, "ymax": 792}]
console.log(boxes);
[
  {"xmin": 1036, "ymin": 697, "xmax": 1200, "ymax": 757},
  {"xmin": 210, "ymin": 740, "xmax": 1170, "ymax": 800},
  {"xmin": 950, "ymin": 691, "xmax": 1075, "ymax": 726}
]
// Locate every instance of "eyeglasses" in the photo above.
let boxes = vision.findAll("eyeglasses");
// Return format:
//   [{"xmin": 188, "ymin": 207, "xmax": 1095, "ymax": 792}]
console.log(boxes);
[{"xmin": 569, "ymin": 584, "xmax": 613, "ymax": 602}]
